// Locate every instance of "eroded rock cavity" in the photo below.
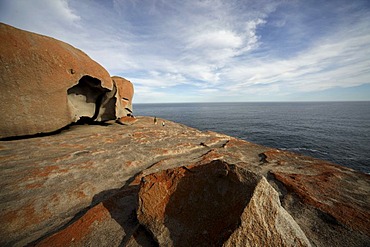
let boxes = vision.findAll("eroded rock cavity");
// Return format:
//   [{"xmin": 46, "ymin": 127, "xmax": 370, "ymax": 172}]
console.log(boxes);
[
  {"xmin": 0, "ymin": 23, "xmax": 136, "ymax": 138},
  {"xmin": 67, "ymin": 75, "xmax": 117, "ymax": 122},
  {"xmin": 137, "ymin": 160, "xmax": 311, "ymax": 246}
]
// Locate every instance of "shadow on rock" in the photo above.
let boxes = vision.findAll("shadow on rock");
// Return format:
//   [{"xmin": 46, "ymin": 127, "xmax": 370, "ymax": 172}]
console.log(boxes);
[
  {"xmin": 137, "ymin": 160, "xmax": 261, "ymax": 247},
  {"xmin": 30, "ymin": 176, "xmax": 157, "ymax": 246},
  {"xmin": 94, "ymin": 183, "xmax": 158, "ymax": 247},
  {"xmin": 27, "ymin": 184, "xmax": 148, "ymax": 247}
]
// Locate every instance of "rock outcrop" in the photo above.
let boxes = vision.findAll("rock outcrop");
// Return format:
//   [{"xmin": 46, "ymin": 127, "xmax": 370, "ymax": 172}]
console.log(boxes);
[
  {"xmin": 112, "ymin": 76, "xmax": 134, "ymax": 117},
  {"xmin": 113, "ymin": 76, "xmax": 137, "ymax": 125},
  {"xmin": 0, "ymin": 23, "xmax": 369, "ymax": 247},
  {"xmin": 137, "ymin": 161, "xmax": 311, "ymax": 247},
  {"xmin": 0, "ymin": 23, "xmax": 133, "ymax": 139},
  {"xmin": 0, "ymin": 117, "xmax": 369, "ymax": 247}
]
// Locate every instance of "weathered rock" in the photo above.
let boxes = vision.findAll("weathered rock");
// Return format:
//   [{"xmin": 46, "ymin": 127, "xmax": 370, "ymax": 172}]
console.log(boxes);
[
  {"xmin": 0, "ymin": 117, "xmax": 231, "ymax": 246},
  {"xmin": 112, "ymin": 76, "xmax": 135, "ymax": 118},
  {"xmin": 117, "ymin": 116, "xmax": 138, "ymax": 125},
  {"xmin": 260, "ymin": 150, "xmax": 370, "ymax": 246},
  {"xmin": 33, "ymin": 186, "xmax": 143, "ymax": 247},
  {"xmin": 0, "ymin": 117, "xmax": 369, "ymax": 246},
  {"xmin": 258, "ymin": 149, "xmax": 370, "ymax": 235},
  {"xmin": 0, "ymin": 23, "xmax": 133, "ymax": 139},
  {"xmin": 224, "ymin": 174, "xmax": 311, "ymax": 247},
  {"xmin": 137, "ymin": 160, "xmax": 311, "ymax": 246}
]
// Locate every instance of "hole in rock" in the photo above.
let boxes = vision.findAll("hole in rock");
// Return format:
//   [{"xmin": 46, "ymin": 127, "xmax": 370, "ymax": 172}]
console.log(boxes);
[
  {"xmin": 2, "ymin": 76, "xmax": 115, "ymax": 140},
  {"xmin": 67, "ymin": 75, "xmax": 111, "ymax": 121},
  {"xmin": 125, "ymin": 107, "xmax": 133, "ymax": 113},
  {"xmin": 140, "ymin": 160, "xmax": 261, "ymax": 246}
]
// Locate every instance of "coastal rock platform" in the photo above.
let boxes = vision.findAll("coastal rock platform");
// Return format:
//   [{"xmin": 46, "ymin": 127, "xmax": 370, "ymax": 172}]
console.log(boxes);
[{"xmin": 0, "ymin": 117, "xmax": 369, "ymax": 246}]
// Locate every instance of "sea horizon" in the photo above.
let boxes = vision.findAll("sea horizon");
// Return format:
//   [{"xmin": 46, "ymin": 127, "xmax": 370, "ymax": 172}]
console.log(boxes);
[
  {"xmin": 135, "ymin": 101, "xmax": 370, "ymax": 174},
  {"xmin": 134, "ymin": 100, "xmax": 370, "ymax": 105}
]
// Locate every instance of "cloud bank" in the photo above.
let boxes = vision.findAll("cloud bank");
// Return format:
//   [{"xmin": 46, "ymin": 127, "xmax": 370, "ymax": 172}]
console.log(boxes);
[{"xmin": 1, "ymin": 0, "xmax": 369, "ymax": 102}]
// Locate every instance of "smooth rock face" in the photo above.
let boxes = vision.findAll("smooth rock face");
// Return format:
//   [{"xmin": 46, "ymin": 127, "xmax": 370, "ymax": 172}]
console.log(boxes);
[
  {"xmin": 224, "ymin": 174, "xmax": 311, "ymax": 247},
  {"xmin": 137, "ymin": 160, "xmax": 311, "ymax": 247},
  {"xmin": 0, "ymin": 23, "xmax": 133, "ymax": 138}
]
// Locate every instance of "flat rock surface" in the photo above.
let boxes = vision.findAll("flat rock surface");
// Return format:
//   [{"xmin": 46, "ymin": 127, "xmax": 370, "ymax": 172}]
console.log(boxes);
[{"xmin": 0, "ymin": 116, "xmax": 369, "ymax": 246}]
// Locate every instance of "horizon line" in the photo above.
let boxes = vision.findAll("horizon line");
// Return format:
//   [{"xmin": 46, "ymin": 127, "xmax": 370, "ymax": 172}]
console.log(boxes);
[{"xmin": 133, "ymin": 100, "xmax": 370, "ymax": 104}]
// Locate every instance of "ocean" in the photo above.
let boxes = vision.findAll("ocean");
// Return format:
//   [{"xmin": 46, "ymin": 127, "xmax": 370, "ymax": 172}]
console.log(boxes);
[{"xmin": 134, "ymin": 102, "xmax": 370, "ymax": 174}]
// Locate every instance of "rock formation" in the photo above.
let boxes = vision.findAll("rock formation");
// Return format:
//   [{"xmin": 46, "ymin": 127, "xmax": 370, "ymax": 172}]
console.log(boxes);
[
  {"xmin": 112, "ymin": 76, "xmax": 134, "ymax": 117},
  {"xmin": 137, "ymin": 161, "xmax": 311, "ymax": 247},
  {"xmin": 0, "ymin": 117, "xmax": 369, "ymax": 247},
  {"xmin": 0, "ymin": 23, "xmax": 369, "ymax": 247},
  {"xmin": 112, "ymin": 76, "xmax": 137, "ymax": 125},
  {"xmin": 0, "ymin": 23, "xmax": 134, "ymax": 139}
]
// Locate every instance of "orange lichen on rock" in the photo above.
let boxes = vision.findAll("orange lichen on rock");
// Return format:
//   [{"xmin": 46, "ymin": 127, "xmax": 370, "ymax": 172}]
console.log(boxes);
[
  {"xmin": 31, "ymin": 166, "xmax": 62, "ymax": 177},
  {"xmin": 138, "ymin": 168, "xmax": 186, "ymax": 220},
  {"xmin": 272, "ymin": 169, "xmax": 370, "ymax": 236},
  {"xmin": 1, "ymin": 114, "xmax": 369, "ymax": 246},
  {"xmin": 35, "ymin": 203, "xmax": 111, "ymax": 247},
  {"xmin": 137, "ymin": 160, "xmax": 311, "ymax": 246},
  {"xmin": 2, "ymin": 202, "xmax": 51, "ymax": 235},
  {"xmin": 262, "ymin": 149, "xmax": 370, "ymax": 236},
  {"xmin": 25, "ymin": 183, "xmax": 43, "ymax": 189},
  {"xmin": 117, "ymin": 116, "xmax": 138, "ymax": 125},
  {"xmin": 199, "ymin": 149, "xmax": 224, "ymax": 163}
]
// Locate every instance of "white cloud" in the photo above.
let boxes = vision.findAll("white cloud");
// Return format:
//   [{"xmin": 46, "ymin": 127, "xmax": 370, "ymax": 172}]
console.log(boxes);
[
  {"xmin": 133, "ymin": 85, "xmax": 168, "ymax": 102},
  {"xmin": 187, "ymin": 30, "xmax": 243, "ymax": 49},
  {"xmin": 0, "ymin": 0, "xmax": 81, "ymax": 36},
  {"xmin": 1, "ymin": 0, "xmax": 369, "ymax": 102},
  {"xmin": 222, "ymin": 17, "xmax": 370, "ymax": 96},
  {"xmin": 130, "ymin": 71, "xmax": 187, "ymax": 88},
  {"xmin": 0, "ymin": 0, "xmax": 272, "ymax": 86},
  {"xmin": 243, "ymin": 18, "xmax": 266, "ymax": 51},
  {"xmin": 48, "ymin": 0, "xmax": 80, "ymax": 22}
]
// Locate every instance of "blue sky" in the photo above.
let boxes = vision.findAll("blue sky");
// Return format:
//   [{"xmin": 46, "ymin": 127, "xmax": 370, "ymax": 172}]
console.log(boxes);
[{"xmin": 1, "ymin": 0, "xmax": 370, "ymax": 103}]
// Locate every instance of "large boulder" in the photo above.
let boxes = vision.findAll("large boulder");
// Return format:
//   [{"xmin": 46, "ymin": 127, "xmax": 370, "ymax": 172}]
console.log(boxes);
[
  {"xmin": 137, "ymin": 160, "xmax": 311, "ymax": 246},
  {"xmin": 112, "ymin": 76, "xmax": 134, "ymax": 118},
  {"xmin": 0, "ymin": 23, "xmax": 133, "ymax": 139},
  {"xmin": 112, "ymin": 76, "xmax": 138, "ymax": 125}
]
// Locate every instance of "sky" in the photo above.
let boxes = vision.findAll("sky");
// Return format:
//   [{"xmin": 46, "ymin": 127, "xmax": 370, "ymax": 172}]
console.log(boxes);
[{"xmin": 1, "ymin": 0, "xmax": 370, "ymax": 103}]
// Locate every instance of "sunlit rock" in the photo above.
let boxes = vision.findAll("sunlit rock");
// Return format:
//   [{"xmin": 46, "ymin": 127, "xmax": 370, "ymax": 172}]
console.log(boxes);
[
  {"xmin": 137, "ymin": 160, "xmax": 311, "ymax": 246},
  {"xmin": 0, "ymin": 23, "xmax": 134, "ymax": 139}
]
